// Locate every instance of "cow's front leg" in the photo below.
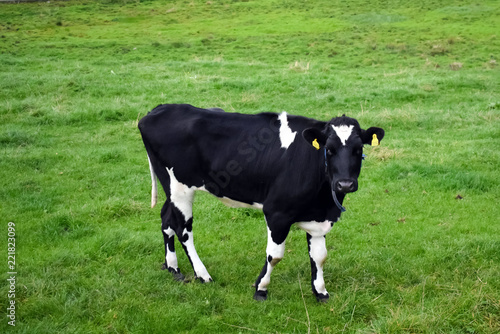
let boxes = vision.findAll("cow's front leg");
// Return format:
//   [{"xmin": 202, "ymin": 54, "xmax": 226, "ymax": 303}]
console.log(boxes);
[
  {"xmin": 297, "ymin": 220, "xmax": 333, "ymax": 302},
  {"xmin": 254, "ymin": 225, "xmax": 289, "ymax": 301},
  {"xmin": 307, "ymin": 233, "xmax": 329, "ymax": 302}
]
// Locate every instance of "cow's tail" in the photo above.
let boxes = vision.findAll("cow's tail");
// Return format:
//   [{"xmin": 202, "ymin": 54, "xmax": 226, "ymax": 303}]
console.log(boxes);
[{"xmin": 147, "ymin": 154, "xmax": 158, "ymax": 208}]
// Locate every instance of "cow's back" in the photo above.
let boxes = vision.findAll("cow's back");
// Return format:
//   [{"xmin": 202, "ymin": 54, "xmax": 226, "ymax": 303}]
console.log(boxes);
[
  {"xmin": 139, "ymin": 104, "xmax": 282, "ymax": 199},
  {"xmin": 139, "ymin": 104, "xmax": 330, "ymax": 207}
]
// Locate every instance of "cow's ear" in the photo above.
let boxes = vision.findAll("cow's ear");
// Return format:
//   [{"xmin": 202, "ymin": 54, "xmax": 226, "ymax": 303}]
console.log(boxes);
[
  {"xmin": 361, "ymin": 127, "xmax": 385, "ymax": 146},
  {"xmin": 302, "ymin": 128, "xmax": 327, "ymax": 150}
]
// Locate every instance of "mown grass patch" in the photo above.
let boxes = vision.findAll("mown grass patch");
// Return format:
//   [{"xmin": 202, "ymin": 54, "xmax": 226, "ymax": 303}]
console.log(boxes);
[{"xmin": 1, "ymin": 0, "xmax": 499, "ymax": 333}]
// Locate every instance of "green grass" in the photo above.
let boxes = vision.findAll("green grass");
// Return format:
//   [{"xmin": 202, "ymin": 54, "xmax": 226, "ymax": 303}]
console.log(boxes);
[{"xmin": 1, "ymin": 0, "xmax": 499, "ymax": 332}]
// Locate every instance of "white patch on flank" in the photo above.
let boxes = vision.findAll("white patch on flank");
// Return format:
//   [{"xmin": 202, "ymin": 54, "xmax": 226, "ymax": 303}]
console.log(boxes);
[
  {"xmin": 182, "ymin": 228, "xmax": 212, "ymax": 282},
  {"xmin": 278, "ymin": 112, "xmax": 297, "ymax": 149},
  {"xmin": 332, "ymin": 125, "xmax": 354, "ymax": 146},
  {"xmin": 296, "ymin": 220, "xmax": 334, "ymax": 237},
  {"xmin": 166, "ymin": 167, "xmax": 196, "ymax": 220},
  {"xmin": 257, "ymin": 226, "xmax": 286, "ymax": 291}
]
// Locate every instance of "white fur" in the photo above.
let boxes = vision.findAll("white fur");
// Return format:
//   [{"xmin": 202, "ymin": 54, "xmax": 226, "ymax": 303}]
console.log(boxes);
[
  {"xmin": 163, "ymin": 228, "xmax": 178, "ymax": 270},
  {"xmin": 182, "ymin": 228, "xmax": 212, "ymax": 281},
  {"xmin": 297, "ymin": 221, "xmax": 332, "ymax": 296},
  {"xmin": 148, "ymin": 155, "xmax": 158, "ymax": 208},
  {"xmin": 296, "ymin": 220, "xmax": 334, "ymax": 237},
  {"xmin": 278, "ymin": 112, "xmax": 297, "ymax": 149},
  {"xmin": 257, "ymin": 226, "xmax": 286, "ymax": 291},
  {"xmin": 162, "ymin": 173, "xmax": 211, "ymax": 280},
  {"xmin": 309, "ymin": 236, "xmax": 328, "ymax": 295},
  {"xmin": 166, "ymin": 167, "xmax": 196, "ymax": 220},
  {"xmin": 332, "ymin": 125, "xmax": 354, "ymax": 146}
]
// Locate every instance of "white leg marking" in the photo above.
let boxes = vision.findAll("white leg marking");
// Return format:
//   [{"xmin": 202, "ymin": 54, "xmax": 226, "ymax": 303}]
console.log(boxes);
[
  {"xmin": 148, "ymin": 155, "xmax": 158, "ymax": 208},
  {"xmin": 278, "ymin": 112, "xmax": 297, "ymax": 149},
  {"xmin": 163, "ymin": 228, "xmax": 178, "ymax": 270},
  {"xmin": 332, "ymin": 125, "xmax": 354, "ymax": 146},
  {"xmin": 166, "ymin": 167, "xmax": 196, "ymax": 220},
  {"xmin": 257, "ymin": 226, "xmax": 286, "ymax": 291},
  {"xmin": 182, "ymin": 229, "xmax": 212, "ymax": 282},
  {"xmin": 309, "ymin": 236, "xmax": 328, "ymax": 295},
  {"xmin": 297, "ymin": 221, "xmax": 333, "ymax": 297},
  {"xmin": 296, "ymin": 220, "xmax": 334, "ymax": 237}
]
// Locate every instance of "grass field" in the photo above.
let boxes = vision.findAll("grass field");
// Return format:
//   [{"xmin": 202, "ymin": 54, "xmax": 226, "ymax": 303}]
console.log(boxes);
[{"xmin": 1, "ymin": 0, "xmax": 499, "ymax": 332}]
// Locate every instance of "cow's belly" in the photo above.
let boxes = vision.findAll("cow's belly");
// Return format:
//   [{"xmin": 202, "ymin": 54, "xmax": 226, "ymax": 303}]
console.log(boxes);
[
  {"xmin": 219, "ymin": 197, "xmax": 264, "ymax": 210},
  {"xmin": 196, "ymin": 186, "xmax": 264, "ymax": 210}
]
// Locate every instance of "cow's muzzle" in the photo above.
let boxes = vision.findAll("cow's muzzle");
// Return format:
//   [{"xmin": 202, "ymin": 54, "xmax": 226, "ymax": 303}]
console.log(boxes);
[{"xmin": 335, "ymin": 179, "xmax": 357, "ymax": 193}]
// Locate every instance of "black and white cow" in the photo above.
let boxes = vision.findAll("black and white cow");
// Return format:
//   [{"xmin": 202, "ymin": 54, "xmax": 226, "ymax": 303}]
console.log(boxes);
[{"xmin": 138, "ymin": 104, "xmax": 384, "ymax": 302}]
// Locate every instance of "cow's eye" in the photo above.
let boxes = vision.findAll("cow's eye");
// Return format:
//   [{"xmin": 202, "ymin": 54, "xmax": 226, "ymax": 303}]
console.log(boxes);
[
  {"xmin": 353, "ymin": 148, "xmax": 362, "ymax": 156},
  {"xmin": 326, "ymin": 148, "xmax": 335, "ymax": 156}
]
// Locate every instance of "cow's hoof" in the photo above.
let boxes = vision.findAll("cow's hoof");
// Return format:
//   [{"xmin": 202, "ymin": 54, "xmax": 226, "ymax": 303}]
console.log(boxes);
[
  {"xmin": 162, "ymin": 264, "xmax": 186, "ymax": 282},
  {"xmin": 253, "ymin": 290, "xmax": 268, "ymax": 301},
  {"xmin": 315, "ymin": 293, "xmax": 329, "ymax": 303},
  {"xmin": 173, "ymin": 272, "xmax": 186, "ymax": 282},
  {"xmin": 196, "ymin": 276, "xmax": 213, "ymax": 283}
]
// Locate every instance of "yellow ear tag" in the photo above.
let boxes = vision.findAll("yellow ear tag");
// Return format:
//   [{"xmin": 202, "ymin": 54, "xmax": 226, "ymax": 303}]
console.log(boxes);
[
  {"xmin": 371, "ymin": 134, "xmax": 379, "ymax": 146},
  {"xmin": 312, "ymin": 138, "xmax": 320, "ymax": 150}
]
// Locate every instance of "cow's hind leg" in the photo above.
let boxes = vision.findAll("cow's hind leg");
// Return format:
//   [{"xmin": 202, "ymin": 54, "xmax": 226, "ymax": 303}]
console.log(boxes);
[
  {"xmin": 160, "ymin": 202, "xmax": 185, "ymax": 281},
  {"xmin": 177, "ymin": 217, "xmax": 212, "ymax": 283},
  {"xmin": 165, "ymin": 167, "xmax": 212, "ymax": 283}
]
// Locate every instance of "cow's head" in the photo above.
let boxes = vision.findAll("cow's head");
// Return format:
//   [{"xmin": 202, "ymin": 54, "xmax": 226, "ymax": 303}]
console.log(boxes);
[{"xmin": 302, "ymin": 116, "xmax": 384, "ymax": 195}]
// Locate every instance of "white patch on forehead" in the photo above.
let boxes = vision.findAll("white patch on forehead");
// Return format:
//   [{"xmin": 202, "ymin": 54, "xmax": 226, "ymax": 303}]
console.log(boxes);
[
  {"xmin": 332, "ymin": 125, "xmax": 354, "ymax": 146},
  {"xmin": 278, "ymin": 112, "xmax": 297, "ymax": 149},
  {"xmin": 166, "ymin": 167, "xmax": 195, "ymax": 220}
]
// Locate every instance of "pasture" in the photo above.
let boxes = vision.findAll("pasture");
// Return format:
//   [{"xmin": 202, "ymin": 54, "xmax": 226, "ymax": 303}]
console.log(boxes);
[{"xmin": 1, "ymin": 0, "xmax": 499, "ymax": 332}]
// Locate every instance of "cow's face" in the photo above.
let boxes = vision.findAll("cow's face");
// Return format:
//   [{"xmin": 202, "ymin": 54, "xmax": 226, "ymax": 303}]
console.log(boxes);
[{"xmin": 302, "ymin": 116, "xmax": 384, "ymax": 194}]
